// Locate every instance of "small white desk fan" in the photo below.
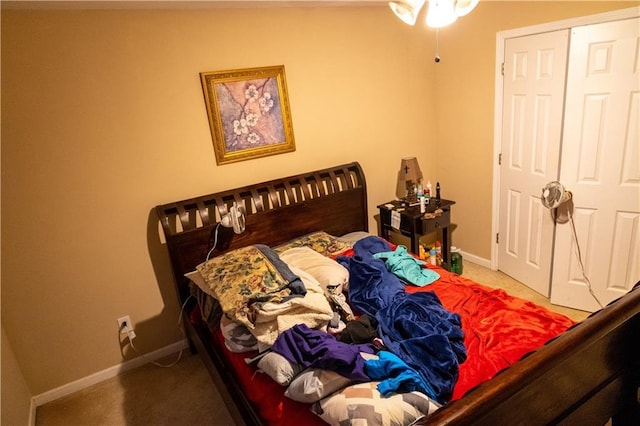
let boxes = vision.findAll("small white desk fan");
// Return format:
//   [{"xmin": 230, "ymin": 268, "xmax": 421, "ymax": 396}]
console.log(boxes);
[
  {"xmin": 221, "ymin": 202, "xmax": 246, "ymax": 234},
  {"xmin": 205, "ymin": 202, "xmax": 246, "ymax": 262},
  {"xmin": 541, "ymin": 181, "xmax": 572, "ymax": 209}
]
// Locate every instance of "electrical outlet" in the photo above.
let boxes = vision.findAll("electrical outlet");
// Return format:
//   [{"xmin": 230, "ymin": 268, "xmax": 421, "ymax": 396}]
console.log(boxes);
[{"xmin": 117, "ymin": 315, "xmax": 133, "ymax": 334}]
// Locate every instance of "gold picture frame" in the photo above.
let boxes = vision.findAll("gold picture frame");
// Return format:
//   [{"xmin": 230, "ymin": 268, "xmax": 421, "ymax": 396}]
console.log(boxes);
[{"xmin": 200, "ymin": 65, "xmax": 296, "ymax": 165}]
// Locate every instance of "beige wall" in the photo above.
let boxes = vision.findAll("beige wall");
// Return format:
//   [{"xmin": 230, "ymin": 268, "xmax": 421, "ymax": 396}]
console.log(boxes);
[
  {"xmin": 1, "ymin": 0, "xmax": 636, "ymax": 402},
  {"xmin": 2, "ymin": 327, "xmax": 33, "ymax": 426}
]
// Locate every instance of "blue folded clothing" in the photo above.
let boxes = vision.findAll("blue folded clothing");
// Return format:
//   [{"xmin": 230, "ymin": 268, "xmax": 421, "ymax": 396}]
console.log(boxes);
[{"xmin": 365, "ymin": 350, "xmax": 435, "ymax": 398}]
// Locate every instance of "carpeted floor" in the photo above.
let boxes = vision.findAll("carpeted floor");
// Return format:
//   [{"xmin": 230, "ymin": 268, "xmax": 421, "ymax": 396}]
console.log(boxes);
[
  {"xmin": 35, "ymin": 352, "xmax": 236, "ymax": 426},
  {"xmin": 35, "ymin": 261, "xmax": 589, "ymax": 426}
]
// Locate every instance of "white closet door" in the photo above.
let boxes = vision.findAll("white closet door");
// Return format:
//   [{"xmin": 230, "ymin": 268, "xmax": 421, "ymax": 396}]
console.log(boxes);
[
  {"xmin": 551, "ymin": 18, "xmax": 640, "ymax": 311},
  {"xmin": 498, "ymin": 30, "xmax": 569, "ymax": 296}
]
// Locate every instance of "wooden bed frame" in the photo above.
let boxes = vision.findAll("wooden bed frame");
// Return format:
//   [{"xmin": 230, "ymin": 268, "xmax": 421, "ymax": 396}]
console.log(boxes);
[{"xmin": 156, "ymin": 162, "xmax": 640, "ymax": 426}]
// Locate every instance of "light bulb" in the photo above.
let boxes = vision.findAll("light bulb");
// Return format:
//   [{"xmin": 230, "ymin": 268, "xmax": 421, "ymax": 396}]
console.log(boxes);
[{"xmin": 426, "ymin": 0, "xmax": 458, "ymax": 28}]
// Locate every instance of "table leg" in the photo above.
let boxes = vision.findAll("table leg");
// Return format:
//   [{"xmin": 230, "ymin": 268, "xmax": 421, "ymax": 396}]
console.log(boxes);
[
  {"xmin": 442, "ymin": 226, "xmax": 451, "ymax": 266},
  {"xmin": 411, "ymin": 235, "xmax": 420, "ymax": 255}
]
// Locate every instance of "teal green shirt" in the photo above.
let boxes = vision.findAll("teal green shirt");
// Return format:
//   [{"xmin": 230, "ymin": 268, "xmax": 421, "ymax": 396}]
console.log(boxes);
[{"xmin": 373, "ymin": 245, "xmax": 440, "ymax": 287}]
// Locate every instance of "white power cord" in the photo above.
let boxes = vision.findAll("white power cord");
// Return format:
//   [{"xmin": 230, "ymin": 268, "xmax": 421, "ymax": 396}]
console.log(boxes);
[
  {"xmin": 205, "ymin": 223, "xmax": 222, "ymax": 261},
  {"xmin": 568, "ymin": 210, "xmax": 604, "ymax": 309},
  {"xmin": 119, "ymin": 295, "xmax": 194, "ymax": 368}
]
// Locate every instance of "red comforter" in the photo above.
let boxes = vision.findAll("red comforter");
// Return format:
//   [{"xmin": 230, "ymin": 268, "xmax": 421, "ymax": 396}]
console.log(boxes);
[
  {"xmin": 405, "ymin": 268, "xmax": 574, "ymax": 400},
  {"xmin": 205, "ymin": 256, "xmax": 574, "ymax": 425}
]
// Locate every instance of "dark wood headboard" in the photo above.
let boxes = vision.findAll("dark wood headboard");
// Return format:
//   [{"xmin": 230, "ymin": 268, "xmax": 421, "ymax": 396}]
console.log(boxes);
[{"xmin": 156, "ymin": 161, "xmax": 367, "ymax": 305}]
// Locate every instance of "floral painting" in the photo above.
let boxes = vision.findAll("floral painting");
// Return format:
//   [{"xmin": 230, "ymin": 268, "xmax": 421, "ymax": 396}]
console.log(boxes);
[{"xmin": 201, "ymin": 66, "xmax": 296, "ymax": 165}]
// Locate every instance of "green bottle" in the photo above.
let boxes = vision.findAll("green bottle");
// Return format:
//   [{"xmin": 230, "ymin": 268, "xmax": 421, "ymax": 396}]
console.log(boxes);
[{"xmin": 450, "ymin": 246, "xmax": 463, "ymax": 274}]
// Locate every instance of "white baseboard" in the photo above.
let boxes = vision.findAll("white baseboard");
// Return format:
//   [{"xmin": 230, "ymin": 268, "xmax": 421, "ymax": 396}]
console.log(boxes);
[
  {"xmin": 460, "ymin": 250, "xmax": 493, "ymax": 270},
  {"xmin": 32, "ymin": 339, "xmax": 188, "ymax": 408},
  {"xmin": 29, "ymin": 398, "xmax": 37, "ymax": 426}
]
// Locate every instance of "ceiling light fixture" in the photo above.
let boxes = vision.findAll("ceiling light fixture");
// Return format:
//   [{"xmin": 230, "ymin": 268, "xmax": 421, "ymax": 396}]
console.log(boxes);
[
  {"xmin": 389, "ymin": 0, "xmax": 479, "ymax": 62},
  {"xmin": 388, "ymin": 0, "xmax": 426, "ymax": 26},
  {"xmin": 388, "ymin": 0, "xmax": 479, "ymax": 28}
]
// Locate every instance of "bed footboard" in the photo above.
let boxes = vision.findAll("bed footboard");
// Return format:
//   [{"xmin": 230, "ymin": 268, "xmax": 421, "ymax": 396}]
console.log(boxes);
[{"xmin": 420, "ymin": 282, "xmax": 640, "ymax": 425}]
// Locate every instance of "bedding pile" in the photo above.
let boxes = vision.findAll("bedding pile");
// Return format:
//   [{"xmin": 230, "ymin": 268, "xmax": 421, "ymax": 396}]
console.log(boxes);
[
  {"xmin": 187, "ymin": 231, "xmax": 575, "ymax": 426},
  {"xmin": 336, "ymin": 237, "xmax": 466, "ymax": 403}
]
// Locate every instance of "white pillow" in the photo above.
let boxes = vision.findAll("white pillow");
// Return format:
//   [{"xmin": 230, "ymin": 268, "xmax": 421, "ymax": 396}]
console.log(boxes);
[
  {"xmin": 285, "ymin": 369, "xmax": 352, "ymax": 403},
  {"xmin": 256, "ymin": 351, "xmax": 304, "ymax": 386},
  {"xmin": 219, "ymin": 315, "xmax": 257, "ymax": 353},
  {"xmin": 311, "ymin": 382, "xmax": 440, "ymax": 426},
  {"xmin": 285, "ymin": 352, "xmax": 378, "ymax": 403},
  {"xmin": 184, "ymin": 270, "xmax": 206, "ymax": 290},
  {"xmin": 280, "ymin": 246, "xmax": 349, "ymax": 294},
  {"xmin": 338, "ymin": 231, "xmax": 375, "ymax": 244}
]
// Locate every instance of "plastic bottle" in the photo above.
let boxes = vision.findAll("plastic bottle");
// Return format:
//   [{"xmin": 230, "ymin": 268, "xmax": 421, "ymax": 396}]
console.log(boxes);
[
  {"xmin": 419, "ymin": 244, "xmax": 427, "ymax": 260},
  {"xmin": 426, "ymin": 181, "xmax": 432, "ymax": 204},
  {"xmin": 450, "ymin": 246, "xmax": 463, "ymax": 274},
  {"xmin": 429, "ymin": 247, "xmax": 437, "ymax": 266},
  {"xmin": 420, "ymin": 193, "xmax": 426, "ymax": 213}
]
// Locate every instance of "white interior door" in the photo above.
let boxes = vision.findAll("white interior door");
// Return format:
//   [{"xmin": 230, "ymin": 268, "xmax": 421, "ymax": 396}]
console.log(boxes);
[
  {"xmin": 550, "ymin": 18, "xmax": 640, "ymax": 311},
  {"xmin": 498, "ymin": 30, "xmax": 569, "ymax": 296}
]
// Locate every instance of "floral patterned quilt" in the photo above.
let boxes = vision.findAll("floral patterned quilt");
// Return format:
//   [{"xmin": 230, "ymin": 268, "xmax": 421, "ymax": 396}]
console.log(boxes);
[{"xmin": 196, "ymin": 244, "xmax": 306, "ymax": 332}]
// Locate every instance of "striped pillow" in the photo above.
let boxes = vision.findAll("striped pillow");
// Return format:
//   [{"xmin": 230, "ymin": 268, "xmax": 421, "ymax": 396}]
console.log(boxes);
[{"xmin": 310, "ymin": 381, "xmax": 440, "ymax": 426}]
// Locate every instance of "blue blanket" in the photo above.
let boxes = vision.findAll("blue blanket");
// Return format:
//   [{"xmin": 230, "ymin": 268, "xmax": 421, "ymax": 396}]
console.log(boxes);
[{"xmin": 338, "ymin": 236, "xmax": 466, "ymax": 403}]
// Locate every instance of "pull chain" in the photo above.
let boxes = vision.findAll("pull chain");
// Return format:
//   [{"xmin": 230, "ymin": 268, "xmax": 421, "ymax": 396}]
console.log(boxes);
[{"xmin": 435, "ymin": 28, "xmax": 441, "ymax": 63}]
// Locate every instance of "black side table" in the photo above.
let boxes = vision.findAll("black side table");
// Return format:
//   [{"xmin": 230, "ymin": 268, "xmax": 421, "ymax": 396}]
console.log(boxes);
[{"xmin": 377, "ymin": 199, "xmax": 456, "ymax": 265}]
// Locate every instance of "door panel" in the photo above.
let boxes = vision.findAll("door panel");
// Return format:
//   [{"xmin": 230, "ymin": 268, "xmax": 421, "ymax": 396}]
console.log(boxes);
[
  {"xmin": 551, "ymin": 18, "xmax": 640, "ymax": 310},
  {"xmin": 499, "ymin": 30, "xmax": 569, "ymax": 296}
]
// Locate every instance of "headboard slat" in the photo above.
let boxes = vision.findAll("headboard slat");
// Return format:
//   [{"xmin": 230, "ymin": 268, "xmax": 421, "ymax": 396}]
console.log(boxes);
[
  {"xmin": 283, "ymin": 181, "xmax": 295, "ymax": 205},
  {"xmin": 341, "ymin": 166, "xmax": 354, "ymax": 189},
  {"xmin": 327, "ymin": 170, "xmax": 339, "ymax": 194},
  {"xmin": 250, "ymin": 188, "xmax": 264, "ymax": 213},
  {"xmin": 267, "ymin": 184, "xmax": 281, "ymax": 208},
  {"xmin": 213, "ymin": 197, "xmax": 228, "ymax": 219},
  {"xmin": 196, "ymin": 200, "xmax": 210, "ymax": 226},
  {"xmin": 176, "ymin": 205, "xmax": 192, "ymax": 232},
  {"xmin": 313, "ymin": 171, "xmax": 327, "ymax": 196},
  {"xmin": 299, "ymin": 176, "xmax": 312, "ymax": 200}
]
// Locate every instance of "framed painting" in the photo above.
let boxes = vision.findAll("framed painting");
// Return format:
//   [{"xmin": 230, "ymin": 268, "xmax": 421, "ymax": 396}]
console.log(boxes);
[{"xmin": 200, "ymin": 65, "xmax": 296, "ymax": 165}]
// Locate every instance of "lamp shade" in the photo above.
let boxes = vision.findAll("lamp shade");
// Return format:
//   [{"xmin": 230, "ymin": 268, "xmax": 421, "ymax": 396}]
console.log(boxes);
[
  {"xmin": 454, "ymin": 0, "xmax": 479, "ymax": 17},
  {"xmin": 396, "ymin": 157, "xmax": 423, "ymax": 199},
  {"xmin": 426, "ymin": 0, "xmax": 458, "ymax": 28},
  {"xmin": 388, "ymin": 0, "xmax": 426, "ymax": 26}
]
